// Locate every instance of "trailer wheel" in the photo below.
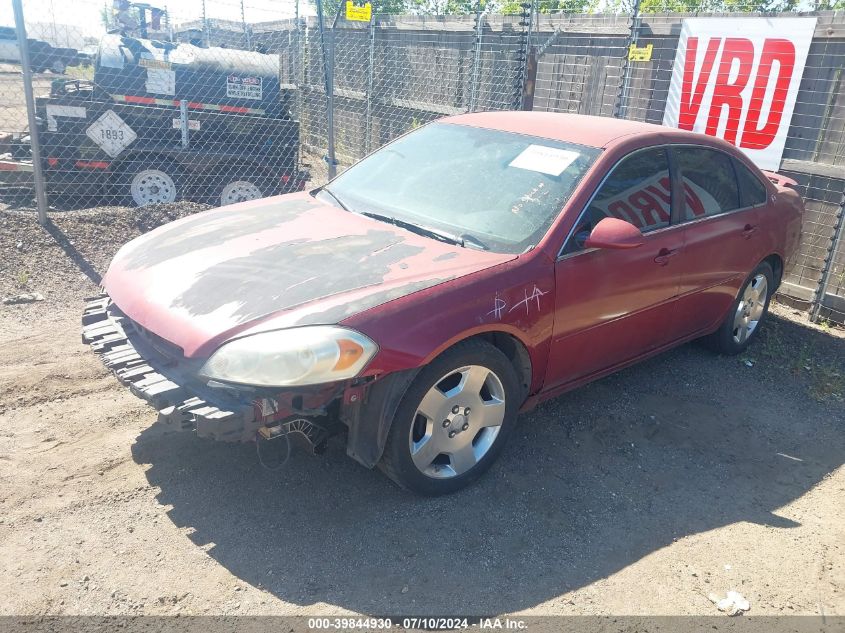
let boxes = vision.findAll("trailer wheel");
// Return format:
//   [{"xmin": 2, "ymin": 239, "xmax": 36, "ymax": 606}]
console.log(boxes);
[
  {"xmin": 220, "ymin": 179, "xmax": 264, "ymax": 205},
  {"xmin": 128, "ymin": 168, "xmax": 178, "ymax": 206},
  {"xmin": 50, "ymin": 60, "xmax": 66, "ymax": 74}
]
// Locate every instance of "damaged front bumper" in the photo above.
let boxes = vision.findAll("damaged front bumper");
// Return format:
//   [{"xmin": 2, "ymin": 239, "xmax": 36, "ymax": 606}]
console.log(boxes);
[
  {"xmin": 82, "ymin": 294, "xmax": 419, "ymax": 467},
  {"xmin": 82, "ymin": 294, "xmax": 263, "ymax": 442}
]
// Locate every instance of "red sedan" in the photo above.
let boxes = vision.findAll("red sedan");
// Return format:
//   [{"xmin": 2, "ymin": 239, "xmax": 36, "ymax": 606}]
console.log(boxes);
[{"xmin": 83, "ymin": 112, "xmax": 804, "ymax": 495}]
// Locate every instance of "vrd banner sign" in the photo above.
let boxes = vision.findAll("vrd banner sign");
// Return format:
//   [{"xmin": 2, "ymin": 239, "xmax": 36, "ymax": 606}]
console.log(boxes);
[{"xmin": 663, "ymin": 17, "xmax": 817, "ymax": 171}]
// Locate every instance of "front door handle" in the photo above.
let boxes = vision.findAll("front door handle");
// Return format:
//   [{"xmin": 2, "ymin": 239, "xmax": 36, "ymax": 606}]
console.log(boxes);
[
  {"xmin": 742, "ymin": 224, "xmax": 758, "ymax": 239},
  {"xmin": 654, "ymin": 247, "xmax": 679, "ymax": 266}
]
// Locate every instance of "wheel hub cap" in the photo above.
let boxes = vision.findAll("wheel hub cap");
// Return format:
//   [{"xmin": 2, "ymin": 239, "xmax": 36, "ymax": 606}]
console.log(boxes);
[
  {"xmin": 732, "ymin": 274, "xmax": 767, "ymax": 345},
  {"xmin": 449, "ymin": 413, "xmax": 467, "ymax": 431},
  {"xmin": 409, "ymin": 365, "xmax": 505, "ymax": 479}
]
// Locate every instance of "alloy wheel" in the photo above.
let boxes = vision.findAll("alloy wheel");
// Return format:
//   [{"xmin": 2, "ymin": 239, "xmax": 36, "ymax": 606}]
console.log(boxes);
[
  {"xmin": 732, "ymin": 274, "xmax": 768, "ymax": 345},
  {"xmin": 408, "ymin": 364, "xmax": 506, "ymax": 479}
]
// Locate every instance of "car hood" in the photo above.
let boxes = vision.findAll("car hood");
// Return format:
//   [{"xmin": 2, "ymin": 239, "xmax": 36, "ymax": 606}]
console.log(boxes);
[{"xmin": 103, "ymin": 193, "xmax": 513, "ymax": 358}]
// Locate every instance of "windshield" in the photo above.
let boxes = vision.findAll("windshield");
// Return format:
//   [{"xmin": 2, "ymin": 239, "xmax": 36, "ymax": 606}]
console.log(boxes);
[{"xmin": 319, "ymin": 122, "xmax": 600, "ymax": 254}]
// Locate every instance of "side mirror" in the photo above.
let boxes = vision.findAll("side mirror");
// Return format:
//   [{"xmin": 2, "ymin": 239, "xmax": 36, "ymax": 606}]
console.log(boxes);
[{"xmin": 584, "ymin": 217, "xmax": 644, "ymax": 250}]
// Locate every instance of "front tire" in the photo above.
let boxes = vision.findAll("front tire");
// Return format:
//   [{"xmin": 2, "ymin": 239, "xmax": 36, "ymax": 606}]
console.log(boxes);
[
  {"xmin": 379, "ymin": 340, "xmax": 520, "ymax": 495},
  {"xmin": 705, "ymin": 261, "xmax": 773, "ymax": 355}
]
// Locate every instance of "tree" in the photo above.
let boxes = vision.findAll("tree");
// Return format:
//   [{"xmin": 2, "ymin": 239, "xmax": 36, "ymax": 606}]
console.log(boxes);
[
  {"xmin": 500, "ymin": 0, "xmax": 594, "ymax": 13},
  {"xmin": 314, "ymin": 0, "xmax": 840, "ymax": 16},
  {"xmin": 604, "ymin": 0, "xmax": 809, "ymax": 11}
]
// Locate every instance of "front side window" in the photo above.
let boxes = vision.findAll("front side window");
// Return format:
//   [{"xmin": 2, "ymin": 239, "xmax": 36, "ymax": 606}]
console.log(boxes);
[
  {"xmin": 321, "ymin": 123, "xmax": 600, "ymax": 254},
  {"xmin": 675, "ymin": 147, "xmax": 740, "ymax": 221},
  {"xmin": 562, "ymin": 147, "xmax": 672, "ymax": 255}
]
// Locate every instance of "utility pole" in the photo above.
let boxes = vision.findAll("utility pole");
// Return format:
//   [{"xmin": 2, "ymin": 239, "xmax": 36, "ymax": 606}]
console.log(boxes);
[
  {"xmin": 202, "ymin": 0, "xmax": 210, "ymax": 47},
  {"xmin": 241, "ymin": 0, "xmax": 252, "ymax": 50}
]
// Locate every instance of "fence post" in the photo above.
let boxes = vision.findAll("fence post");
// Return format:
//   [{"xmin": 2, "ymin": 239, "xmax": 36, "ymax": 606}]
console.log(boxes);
[
  {"xmin": 316, "ymin": 0, "xmax": 338, "ymax": 180},
  {"xmin": 294, "ymin": 0, "xmax": 304, "ymax": 129},
  {"xmin": 179, "ymin": 100, "xmax": 189, "ymax": 148},
  {"xmin": 517, "ymin": 1, "xmax": 537, "ymax": 111},
  {"xmin": 811, "ymin": 186, "xmax": 845, "ymax": 322},
  {"xmin": 365, "ymin": 13, "xmax": 376, "ymax": 155},
  {"xmin": 469, "ymin": 9, "xmax": 485, "ymax": 112},
  {"xmin": 615, "ymin": 0, "xmax": 642, "ymax": 119},
  {"xmin": 12, "ymin": 0, "xmax": 48, "ymax": 225}
]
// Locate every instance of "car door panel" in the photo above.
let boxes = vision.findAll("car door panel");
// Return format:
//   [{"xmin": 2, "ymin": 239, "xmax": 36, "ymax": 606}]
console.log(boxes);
[
  {"xmin": 544, "ymin": 146, "xmax": 685, "ymax": 390},
  {"xmin": 547, "ymin": 231, "xmax": 684, "ymax": 388},
  {"xmin": 670, "ymin": 147, "xmax": 765, "ymax": 335},
  {"xmin": 674, "ymin": 209, "xmax": 762, "ymax": 333}
]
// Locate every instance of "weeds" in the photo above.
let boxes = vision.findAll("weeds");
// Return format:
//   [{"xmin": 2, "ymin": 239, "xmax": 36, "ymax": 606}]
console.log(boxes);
[
  {"xmin": 791, "ymin": 341, "xmax": 815, "ymax": 376},
  {"xmin": 753, "ymin": 325, "xmax": 842, "ymax": 402},
  {"xmin": 16, "ymin": 270, "xmax": 29, "ymax": 287},
  {"xmin": 809, "ymin": 365, "xmax": 845, "ymax": 402},
  {"xmin": 759, "ymin": 322, "xmax": 787, "ymax": 363}
]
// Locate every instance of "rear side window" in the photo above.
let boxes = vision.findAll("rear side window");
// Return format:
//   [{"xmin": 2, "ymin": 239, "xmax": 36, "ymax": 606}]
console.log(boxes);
[
  {"xmin": 733, "ymin": 159, "xmax": 768, "ymax": 207},
  {"xmin": 675, "ymin": 147, "xmax": 740, "ymax": 221}
]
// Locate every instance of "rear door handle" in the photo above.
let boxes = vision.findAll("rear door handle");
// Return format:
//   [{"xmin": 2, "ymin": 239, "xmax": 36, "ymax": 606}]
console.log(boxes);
[
  {"xmin": 654, "ymin": 247, "xmax": 679, "ymax": 266},
  {"xmin": 742, "ymin": 224, "xmax": 758, "ymax": 239}
]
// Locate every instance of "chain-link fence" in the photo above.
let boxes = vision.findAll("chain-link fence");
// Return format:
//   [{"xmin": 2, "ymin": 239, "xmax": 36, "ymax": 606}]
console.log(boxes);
[
  {"xmin": 2, "ymin": 0, "xmax": 306, "ymax": 214},
  {"xmin": 1, "ymin": 0, "xmax": 843, "ymax": 323}
]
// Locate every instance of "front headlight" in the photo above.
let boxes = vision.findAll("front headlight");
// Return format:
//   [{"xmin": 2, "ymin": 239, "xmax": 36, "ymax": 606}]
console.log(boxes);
[{"xmin": 200, "ymin": 326, "xmax": 378, "ymax": 387}]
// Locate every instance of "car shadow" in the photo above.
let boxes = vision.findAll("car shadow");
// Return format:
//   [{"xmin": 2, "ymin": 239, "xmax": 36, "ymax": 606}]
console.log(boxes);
[{"xmin": 131, "ymin": 314, "xmax": 844, "ymax": 614}]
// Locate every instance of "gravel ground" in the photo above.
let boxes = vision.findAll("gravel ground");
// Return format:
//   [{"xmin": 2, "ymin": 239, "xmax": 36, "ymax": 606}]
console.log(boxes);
[
  {"xmin": 0, "ymin": 202, "xmax": 843, "ymax": 617},
  {"xmin": 0, "ymin": 203, "xmax": 210, "ymax": 309}
]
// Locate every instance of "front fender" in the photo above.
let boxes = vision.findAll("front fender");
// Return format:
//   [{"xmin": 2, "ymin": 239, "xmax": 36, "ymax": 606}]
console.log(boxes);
[
  {"xmin": 343, "ymin": 253, "xmax": 555, "ymax": 399},
  {"xmin": 340, "ymin": 368, "xmax": 420, "ymax": 468}
]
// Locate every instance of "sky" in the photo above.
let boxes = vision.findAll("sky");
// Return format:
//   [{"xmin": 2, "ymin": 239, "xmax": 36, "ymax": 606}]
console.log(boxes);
[{"xmin": 0, "ymin": 0, "xmax": 313, "ymax": 40}]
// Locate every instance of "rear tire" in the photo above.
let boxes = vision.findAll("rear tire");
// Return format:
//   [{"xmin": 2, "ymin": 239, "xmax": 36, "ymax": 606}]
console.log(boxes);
[
  {"xmin": 379, "ymin": 339, "xmax": 520, "ymax": 495},
  {"xmin": 219, "ymin": 179, "xmax": 265, "ymax": 206},
  {"xmin": 204, "ymin": 165, "xmax": 275, "ymax": 206},
  {"xmin": 704, "ymin": 261, "xmax": 773, "ymax": 355}
]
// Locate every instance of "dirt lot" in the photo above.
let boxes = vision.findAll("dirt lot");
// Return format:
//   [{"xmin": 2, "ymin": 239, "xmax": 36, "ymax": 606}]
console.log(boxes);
[{"xmin": 0, "ymin": 204, "xmax": 843, "ymax": 617}]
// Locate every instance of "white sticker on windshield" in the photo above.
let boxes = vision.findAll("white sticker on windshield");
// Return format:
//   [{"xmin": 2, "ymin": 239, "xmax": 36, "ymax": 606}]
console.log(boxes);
[{"xmin": 509, "ymin": 144, "xmax": 580, "ymax": 176}]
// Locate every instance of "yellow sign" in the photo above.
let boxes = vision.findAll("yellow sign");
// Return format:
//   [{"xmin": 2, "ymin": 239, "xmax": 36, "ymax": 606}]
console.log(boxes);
[
  {"xmin": 345, "ymin": 0, "xmax": 372, "ymax": 21},
  {"xmin": 628, "ymin": 44, "xmax": 654, "ymax": 62},
  {"xmin": 628, "ymin": 43, "xmax": 653, "ymax": 62}
]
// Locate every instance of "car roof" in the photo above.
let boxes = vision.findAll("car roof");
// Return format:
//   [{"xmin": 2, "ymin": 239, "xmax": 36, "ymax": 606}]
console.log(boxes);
[{"xmin": 442, "ymin": 111, "xmax": 674, "ymax": 149}]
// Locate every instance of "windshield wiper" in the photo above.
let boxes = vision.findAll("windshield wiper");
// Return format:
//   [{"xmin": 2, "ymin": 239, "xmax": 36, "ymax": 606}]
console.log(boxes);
[
  {"xmin": 359, "ymin": 211, "xmax": 488, "ymax": 250},
  {"xmin": 318, "ymin": 187, "xmax": 351, "ymax": 212},
  {"xmin": 459, "ymin": 233, "xmax": 490, "ymax": 251}
]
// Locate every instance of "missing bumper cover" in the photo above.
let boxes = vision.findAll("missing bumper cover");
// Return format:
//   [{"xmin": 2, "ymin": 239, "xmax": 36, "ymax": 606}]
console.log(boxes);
[{"xmin": 81, "ymin": 293, "xmax": 260, "ymax": 442}]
